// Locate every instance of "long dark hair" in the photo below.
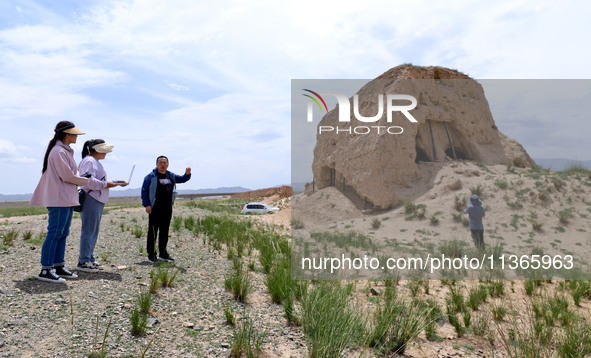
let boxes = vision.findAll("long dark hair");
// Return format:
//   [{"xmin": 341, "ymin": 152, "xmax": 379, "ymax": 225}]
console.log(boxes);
[
  {"xmin": 82, "ymin": 139, "xmax": 106, "ymax": 159},
  {"xmin": 42, "ymin": 121, "xmax": 75, "ymax": 173}
]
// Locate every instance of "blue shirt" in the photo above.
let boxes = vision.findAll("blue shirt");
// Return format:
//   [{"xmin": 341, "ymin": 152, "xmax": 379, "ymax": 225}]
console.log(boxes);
[{"xmin": 464, "ymin": 204, "xmax": 485, "ymax": 230}]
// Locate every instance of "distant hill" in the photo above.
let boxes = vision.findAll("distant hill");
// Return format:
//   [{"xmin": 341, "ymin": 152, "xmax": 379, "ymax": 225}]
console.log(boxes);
[
  {"xmin": 108, "ymin": 186, "xmax": 250, "ymax": 198},
  {"xmin": 291, "ymin": 182, "xmax": 307, "ymax": 193},
  {"xmin": 0, "ymin": 186, "xmax": 251, "ymax": 202},
  {"xmin": 533, "ymin": 158, "xmax": 591, "ymax": 171},
  {"xmin": 0, "ymin": 193, "xmax": 33, "ymax": 202}
]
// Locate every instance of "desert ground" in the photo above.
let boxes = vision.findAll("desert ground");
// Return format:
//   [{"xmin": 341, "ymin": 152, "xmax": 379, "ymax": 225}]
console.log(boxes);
[{"xmin": 1, "ymin": 161, "xmax": 591, "ymax": 357}]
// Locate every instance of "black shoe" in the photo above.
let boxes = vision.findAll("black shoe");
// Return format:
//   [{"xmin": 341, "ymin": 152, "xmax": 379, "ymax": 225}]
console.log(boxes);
[
  {"xmin": 77, "ymin": 261, "xmax": 99, "ymax": 272},
  {"xmin": 38, "ymin": 269, "xmax": 66, "ymax": 284},
  {"xmin": 147, "ymin": 256, "xmax": 156, "ymax": 263},
  {"xmin": 53, "ymin": 265, "xmax": 78, "ymax": 279},
  {"xmin": 157, "ymin": 254, "xmax": 175, "ymax": 263}
]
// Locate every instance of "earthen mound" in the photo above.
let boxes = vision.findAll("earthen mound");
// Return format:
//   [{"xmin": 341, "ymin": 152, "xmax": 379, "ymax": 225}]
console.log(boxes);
[
  {"xmin": 312, "ymin": 64, "xmax": 533, "ymax": 210},
  {"xmin": 230, "ymin": 185, "xmax": 293, "ymax": 199}
]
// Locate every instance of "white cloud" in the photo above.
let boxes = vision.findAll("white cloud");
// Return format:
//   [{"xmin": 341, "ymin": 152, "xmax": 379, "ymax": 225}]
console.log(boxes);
[
  {"xmin": 0, "ymin": 140, "xmax": 36, "ymax": 164},
  {"xmin": 0, "ymin": 24, "xmax": 125, "ymax": 120},
  {"xmin": 166, "ymin": 81, "xmax": 189, "ymax": 91},
  {"xmin": 1, "ymin": 0, "xmax": 591, "ymax": 195}
]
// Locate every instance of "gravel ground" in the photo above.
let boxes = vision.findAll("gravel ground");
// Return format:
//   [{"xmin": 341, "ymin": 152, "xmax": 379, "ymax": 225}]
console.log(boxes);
[{"xmin": 0, "ymin": 204, "xmax": 306, "ymax": 358}]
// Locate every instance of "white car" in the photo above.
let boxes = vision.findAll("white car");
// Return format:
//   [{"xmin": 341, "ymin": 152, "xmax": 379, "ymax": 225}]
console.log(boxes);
[{"xmin": 241, "ymin": 202, "xmax": 279, "ymax": 214}]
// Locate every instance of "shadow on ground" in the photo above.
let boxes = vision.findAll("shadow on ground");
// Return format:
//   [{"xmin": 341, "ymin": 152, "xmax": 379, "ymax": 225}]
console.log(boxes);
[
  {"xmin": 14, "ymin": 278, "xmax": 68, "ymax": 294},
  {"xmin": 76, "ymin": 271, "xmax": 122, "ymax": 281}
]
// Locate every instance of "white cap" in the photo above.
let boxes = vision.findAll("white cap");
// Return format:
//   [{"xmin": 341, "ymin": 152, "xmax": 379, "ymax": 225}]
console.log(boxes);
[{"xmin": 93, "ymin": 143, "xmax": 114, "ymax": 153}]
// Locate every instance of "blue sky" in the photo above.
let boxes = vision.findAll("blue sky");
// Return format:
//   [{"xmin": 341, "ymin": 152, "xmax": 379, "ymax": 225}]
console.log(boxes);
[{"xmin": 1, "ymin": 0, "xmax": 590, "ymax": 195}]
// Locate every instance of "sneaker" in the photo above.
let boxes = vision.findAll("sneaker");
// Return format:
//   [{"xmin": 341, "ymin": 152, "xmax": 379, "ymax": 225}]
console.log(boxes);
[
  {"xmin": 91, "ymin": 261, "xmax": 105, "ymax": 270},
  {"xmin": 147, "ymin": 256, "xmax": 156, "ymax": 264},
  {"xmin": 77, "ymin": 261, "xmax": 99, "ymax": 272},
  {"xmin": 157, "ymin": 254, "xmax": 175, "ymax": 263},
  {"xmin": 53, "ymin": 265, "xmax": 79, "ymax": 279},
  {"xmin": 38, "ymin": 268, "xmax": 66, "ymax": 284}
]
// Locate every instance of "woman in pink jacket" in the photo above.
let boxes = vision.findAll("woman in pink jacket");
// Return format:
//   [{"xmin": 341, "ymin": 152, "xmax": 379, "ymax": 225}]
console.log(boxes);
[{"xmin": 30, "ymin": 121, "xmax": 113, "ymax": 283}]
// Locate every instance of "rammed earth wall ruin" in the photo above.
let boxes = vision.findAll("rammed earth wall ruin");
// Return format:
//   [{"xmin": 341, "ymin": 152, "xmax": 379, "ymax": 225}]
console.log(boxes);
[{"xmin": 311, "ymin": 65, "xmax": 533, "ymax": 210}]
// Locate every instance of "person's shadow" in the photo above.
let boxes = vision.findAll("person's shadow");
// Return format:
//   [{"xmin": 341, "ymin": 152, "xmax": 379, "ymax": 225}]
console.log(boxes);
[
  {"xmin": 14, "ymin": 278, "xmax": 68, "ymax": 294},
  {"xmin": 14, "ymin": 271, "xmax": 122, "ymax": 294},
  {"xmin": 76, "ymin": 271, "xmax": 122, "ymax": 281}
]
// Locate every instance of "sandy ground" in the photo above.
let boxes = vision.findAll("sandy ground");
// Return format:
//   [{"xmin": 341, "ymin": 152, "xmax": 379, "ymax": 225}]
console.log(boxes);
[
  {"xmin": 2, "ymin": 162, "xmax": 591, "ymax": 357},
  {"xmin": 289, "ymin": 161, "xmax": 591, "ymax": 356}
]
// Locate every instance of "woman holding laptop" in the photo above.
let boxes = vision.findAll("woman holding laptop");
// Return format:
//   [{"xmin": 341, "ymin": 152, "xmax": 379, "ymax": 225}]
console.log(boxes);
[{"xmin": 77, "ymin": 139, "xmax": 127, "ymax": 272}]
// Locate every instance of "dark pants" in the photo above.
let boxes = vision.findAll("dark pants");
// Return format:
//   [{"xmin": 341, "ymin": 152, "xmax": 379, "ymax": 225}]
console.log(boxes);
[
  {"xmin": 147, "ymin": 207, "xmax": 172, "ymax": 258},
  {"xmin": 471, "ymin": 229, "xmax": 484, "ymax": 251}
]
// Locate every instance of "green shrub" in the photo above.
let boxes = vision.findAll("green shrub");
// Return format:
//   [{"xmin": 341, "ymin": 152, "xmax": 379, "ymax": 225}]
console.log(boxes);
[
  {"xmin": 439, "ymin": 240, "xmax": 469, "ymax": 259},
  {"xmin": 224, "ymin": 304, "xmax": 236, "ymax": 326},
  {"xmin": 531, "ymin": 220, "xmax": 544, "ymax": 232},
  {"xmin": 497, "ymin": 308, "xmax": 556, "ymax": 357},
  {"xmin": 291, "ymin": 218, "xmax": 305, "ymax": 229},
  {"xmin": 506, "ymin": 162, "xmax": 515, "ymax": 173},
  {"xmin": 1, "ymin": 229, "xmax": 19, "ymax": 246},
  {"xmin": 171, "ymin": 216, "xmax": 182, "ymax": 232},
  {"xmin": 571, "ymin": 281, "xmax": 591, "ymax": 307},
  {"xmin": 371, "ymin": 218, "xmax": 381, "ymax": 229},
  {"xmin": 557, "ymin": 207, "xmax": 575, "ymax": 224},
  {"xmin": 468, "ymin": 285, "xmax": 487, "ymax": 310},
  {"xmin": 137, "ymin": 291, "xmax": 152, "ymax": 314},
  {"xmin": 470, "ymin": 184, "xmax": 484, "ymax": 197},
  {"xmin": 463, "ymin": 310, "xmax": 472, "ymax": 328},
  {"xmin": 258, "ymin": 240, "xmax": 276, "ymax": 274},
  {"xmin": 404, "ymin": 202, "xmax": 417, "ymax": 214},
  {"xmin": 22, "ymin": 230, "xmax": 33, "ymax": 241},
  {"xmin": 487, "ymin": 281, "xmax": 505, "ymax": 297},
  {"xmin": 265, "ymin": 259, "xmax": 291, "ymax": 304},
  {"xmin": 149, "ymin": 270, "xmax": 160, "ymax": 294},
  {"xmin": 557, "ymin": 321, "xmax": 591, "ymax": 358},
  {"xmin": 283, "ymin": 294, "xmax": 300, "ymax": 325},
  {"xmin": 491, "ymin": 301, "xmax": 507, "ymax": 321},
  {"xmin": 130, "ymin": 307, "xmax": 148, "ymax": 336},
  {"xmin": 472, "ymin": 313, "xmax": 489, "ymax": 337},
  {"xmin": 301, "ymin": 283, "xmax": 360, "ymax": 358},
  {"xmin": 131, "ymin": 226, "xmax": 144, "ymax": 238},
  {"xmin": 366, "ymin": 295, "xmax": 430, "ymax": 354},
  {"xmin": 158, "ymin": 267, "xmax": 178, "ymax": 288},
  {"xmin": 429, "ymin": 211, "xmax": 442, "ymax": 225},
  {"xmin": 447, "ymin": 286, "xmax": 465, "ymax": 315},
  {"xmin": 225, "ymin": 265, "xmax": 252, "ymax": 302},
  {"xmin": 494, "ymin": 179, "xmax": 508, "ymax": 189},
  {"xmin": 448, "ymin": 312, "xmax": 464, "ymax": 337},
  {"xmin": 231, "ymin": 315, "xmax": 264, "ymax": 358},
  {"xmin": 415, "ymin": 204, "xmax": 427, "ymax": 219},
  {"xmin": 183, "ymin": 216, "xmax": 195, "ymax": 231},
  {"xmin": 524, "ymin": 280, "xmax": 542, "ymax": 296},
  {"xmin": 247, "ymin": 260, "xmax": 256, "ymax": 271}
]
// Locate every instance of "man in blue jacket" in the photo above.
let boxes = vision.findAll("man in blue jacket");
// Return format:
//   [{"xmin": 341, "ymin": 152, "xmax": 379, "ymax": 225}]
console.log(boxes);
[
  {"xmin": 464, "ymin": 194, "xmax": 485, "ymax": 251},
  {"xmin": 141, "ymin": 156, "xmax": 191, "ymax": 263}
]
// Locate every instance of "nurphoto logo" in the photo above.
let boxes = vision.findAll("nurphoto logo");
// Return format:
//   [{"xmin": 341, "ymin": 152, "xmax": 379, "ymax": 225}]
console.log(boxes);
[{"xmin": 303, "ymin": 89, "xmax": 418, "ymax": 135}]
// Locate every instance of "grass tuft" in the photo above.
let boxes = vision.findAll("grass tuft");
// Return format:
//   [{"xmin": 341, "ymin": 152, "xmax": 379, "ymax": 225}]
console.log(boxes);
[{"xmin": 301, "ymin": 283, "xmax": 360, "ymax": 358}]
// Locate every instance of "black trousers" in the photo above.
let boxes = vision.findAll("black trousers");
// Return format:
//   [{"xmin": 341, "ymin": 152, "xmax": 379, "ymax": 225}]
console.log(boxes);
[
  {"xmin": 147, "ymin": 207, "xmax": 172, "ymax": 258},
  {"xmin": 471, "ymin": 229, "xmax": 484, "ymax": 251}
]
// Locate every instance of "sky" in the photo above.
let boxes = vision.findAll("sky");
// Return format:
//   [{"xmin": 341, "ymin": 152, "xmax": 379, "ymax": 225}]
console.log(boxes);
[{"xmin": 1, "ymin": 0, "xmax": 590, "ymax": 195}]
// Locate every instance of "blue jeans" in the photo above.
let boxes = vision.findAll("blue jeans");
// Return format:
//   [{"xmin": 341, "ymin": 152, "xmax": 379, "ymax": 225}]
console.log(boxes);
[
  {"xmin": 41, "ymin": 207, "xmax": 74, "ymax": 269},
  {"xmin": 79, "ymin": 195, "xmax": 104, "ymax": 263}
]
